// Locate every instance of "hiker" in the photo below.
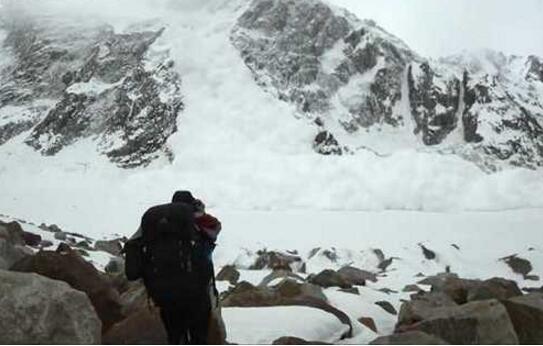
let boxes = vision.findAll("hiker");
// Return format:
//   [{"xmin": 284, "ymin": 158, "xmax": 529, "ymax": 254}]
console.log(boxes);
[{"xmin": 124, "ymin": 191, "xmax": 222, "ymax": 344}]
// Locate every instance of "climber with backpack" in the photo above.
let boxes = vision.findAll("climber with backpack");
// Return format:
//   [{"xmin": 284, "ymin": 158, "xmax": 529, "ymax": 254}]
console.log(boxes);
[{"xmin": 123, "ymin": 191, "xmax": 223, "ymax": 344}]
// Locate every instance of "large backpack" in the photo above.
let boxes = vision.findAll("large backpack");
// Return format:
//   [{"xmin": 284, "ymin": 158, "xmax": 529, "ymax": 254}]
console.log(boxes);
[{"xmin": 124, "ymin": 202, "xmax": 213, "ymax": 307}]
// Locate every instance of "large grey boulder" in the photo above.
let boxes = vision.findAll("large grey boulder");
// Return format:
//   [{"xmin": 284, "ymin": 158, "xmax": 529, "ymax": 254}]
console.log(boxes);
[
  {"xmin": 397, "ymin": 291, "xmax": 458, "ymax": 327},
  {"xmin": 0, "ymin": 269, "xmax": 101, "ymax": 344},
  {"xmin": 370, "ymin": 331, "xmax": 448, "ymax": 345},
  {"xmin": 502, "ymin": 292, "xmax": 543, "ymax": 344},
  {"xmin": 11, "ymin": 245, "xmax": 124, "ymax": 333},
  {"xmin": 409, "ymin": 299, "xmax": 518, "ymax": 344},
  {"xmin": 0, "ymin": 221, "xmax": 33, "ymax": 269}
]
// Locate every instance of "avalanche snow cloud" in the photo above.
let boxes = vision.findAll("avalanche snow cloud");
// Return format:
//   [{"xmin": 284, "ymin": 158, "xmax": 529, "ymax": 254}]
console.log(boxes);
[{"xmin": 0, "ymin": 0, "xmax": 542, "ymax": 236}]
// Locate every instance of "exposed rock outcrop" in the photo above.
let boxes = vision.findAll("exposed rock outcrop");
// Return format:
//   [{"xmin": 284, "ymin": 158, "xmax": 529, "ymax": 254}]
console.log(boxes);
[{"xmin": 0, "ymin": 269, "xmax": 101, "ymax": 344}]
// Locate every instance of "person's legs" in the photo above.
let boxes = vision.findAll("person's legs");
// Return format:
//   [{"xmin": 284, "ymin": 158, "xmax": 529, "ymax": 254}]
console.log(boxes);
[
  {"xmin": 160, "ymin": 308, "xmax": 189, "ymax": 344},
  {"xmin": 187, "ymin": 295, "xmax": 212, "ymax": 344}
]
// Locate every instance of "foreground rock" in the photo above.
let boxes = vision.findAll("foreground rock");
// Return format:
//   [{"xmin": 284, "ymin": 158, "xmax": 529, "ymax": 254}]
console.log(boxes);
[
  {"xmin": 0, "ymin": 269, "xmax": 101, "ymax": 344},
  {"xmin": 10, "ymin": 244, "xmax": 124, "ymax": 332},
  {"xmin": 502, "ymin": 292, "xmax": 543, "ymax": 344},
  {"xmin": 370, "ymin": 331, "xmax": 448, "ymax": 345},
  {"xmin": 406, "ymin": 299, "xmax": 518, "ymax": 344},
  {"xmin": 103, "ymin": 307, "xmax": 166, "ymax": 345},
  {"xmin": 0, "ymin": 220, "xmax": 32, "ymax": 269}
]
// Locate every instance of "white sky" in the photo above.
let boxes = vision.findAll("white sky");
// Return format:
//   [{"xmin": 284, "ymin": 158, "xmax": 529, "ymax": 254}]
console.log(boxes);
[{"xmin": 328, "ymin": 0, "xmax": 543, "ymax": 58}]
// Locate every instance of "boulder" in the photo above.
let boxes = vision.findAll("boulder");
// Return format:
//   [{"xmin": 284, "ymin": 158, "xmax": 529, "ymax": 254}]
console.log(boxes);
[
  {"xmin": 54, "ymin": 231, "xmax": 68, "ymax": 241},
  {"xmin": 501, "ymin": 255, "xmax": 533, "ymax": 278},
  {"xmin": 95, "ymin": 239, "xmax": 123, "ymax": 256},
  {"xmin": 105, "ymin": 256, "xmax": 125, "ymax": 274},
  {"xmin": 502, "ymin": 292, "xmax": 543, "ymax": 344},
  {"xmin": 370, "ymin": 331, "xmax": 448, "ymax": 345},
  {"xmin": 408, "ymin": 299, "xmax": 518, "ymax": 344},
  {"xmin": 10, "ymin": 245, "xmax": 124, "ymax": 332},
  {"xmin": 0, "ymin": 221, "xmax": 33, "ymax": 269},
  {"xmin": 259, "ymin": 269, "xmax": 305, "ymax": 287},
  {"xmin": 0, "ymin": 269, "xmax": 101, "ymax": 344},
  {"xmin": 221, "ymin": 281, "xmax": 352, "ymax": 338},
  {"xmin": 222, "ymin": 280, "xmax": 326, "ymax": 307},
  {"xmin": 308, "ymin": 269, "xmax": 352, "ymax": 289},
  {"xmin": 397, "ymin": 292, "xmax": 457, "ymax": 327},
  {"xmin": 40, "ymin": 240, "xmax": 54, "ymax": 248},
  {"xmin": 103, "ymin": 307, "xmax": 166, "ymax": 345},
  {"xmin": 22, "ymin": 231, "xmax": 42, "ymax": 247},
  {"xmin": 274, "ymin": 279, "xmax": 327, "ymax": 302},
  {"xmin": 216, "ymin": 264, "xmax": 240, "ymax": 285},
  {"xmin": 120, "ymin": 281, "xmax": 148, "ymax": 316},
  {"xmin": 273, "ymin": 336, "xmax": 330, "ymax": 344},
  {"xmin": 467, "ymin": 277, "xmax": 522, "ymax": 302},
  {"xmin": 375, "ymin": 300, "xmax": 397, "ymax": 315},
  {"xmin": 250, "ymin": 250, "xmax": 303, "ymax": 272},
  {"xmin": 403, "ymin": 284, "xmax": 423, "ymax": 292},
  {"xmin": 338, "ymin": 265, "xmax": 377, "ymax": 284},
  {"xmin": 0, "ymin": 220, "xmax": 25, "ymax": 245},
  {"xmin": 358, "ymin": 317, "xmax": 378, "ymax": 333},
  {"xmin": 420, "ymin": 275, "xmax": 522, "ymax": 304},
  {"xmin": 339, "ymin": 287, "xmax": 360, "ymax": 295}
]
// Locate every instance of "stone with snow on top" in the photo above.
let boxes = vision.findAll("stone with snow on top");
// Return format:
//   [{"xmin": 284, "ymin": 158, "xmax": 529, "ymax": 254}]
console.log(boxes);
[
  {"xmin": 259, "ymin": 269, "xmax": 305, "ymax": 287},
  {"xmin": 216, "ymin": 264, "xmax": 241, "ymax": 285},
  {"xmin": 10, "ymin": 245, "xmax": 124, "ymax": 333},
  {"xmin": 95, "ymin": 239, "xmax": 123, "ymax": 256},
  {"xmin": 0, "ymin": 269, "xmax": 101, "ymax": 344},
  {"xmin": 308, "ymin": 269, "xmax": 352, "ymax": 289},
  {"xmin": 338, "ymin": 265, "xmax": 377, "ymax": 285},
  {"xmin": 223, "ymin": 306, "xmax": 348, "ymax": 345},
  {"xmin": 250, "ymin": 249, "xmax": 303, "ymax": 272},
  {"xmin": 501, "ymin": 254, "xmax": 533, "ymax": 278}
]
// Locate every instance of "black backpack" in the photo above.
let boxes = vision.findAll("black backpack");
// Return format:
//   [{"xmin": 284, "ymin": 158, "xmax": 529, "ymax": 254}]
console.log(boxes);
[{"xmin": 124, "ymin": 202, "xmax": 213, "ymax": 307}]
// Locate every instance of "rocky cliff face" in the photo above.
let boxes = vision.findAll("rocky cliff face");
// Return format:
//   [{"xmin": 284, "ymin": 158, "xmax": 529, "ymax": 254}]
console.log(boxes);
[
  {"xmin": 0, "ymin": 0, "xmax": 542, "ymax": 170},
  {"xmin": 232, "ymin": 0, "xmax": 543, "ymax": 170},
  {"xmin": 0, "ymin": 14, "xmax": 182, "ymax": 167}
]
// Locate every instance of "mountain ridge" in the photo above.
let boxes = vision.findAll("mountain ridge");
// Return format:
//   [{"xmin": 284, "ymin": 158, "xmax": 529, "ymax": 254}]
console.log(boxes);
[{"xmin": 0, "ymin": 0, "xmax": 542, "ymax": 171}]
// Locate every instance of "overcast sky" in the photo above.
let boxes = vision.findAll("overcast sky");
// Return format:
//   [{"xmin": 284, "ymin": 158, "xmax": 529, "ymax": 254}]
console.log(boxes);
[{"xmin": 328, "ymin": 0, "xmax": 543, "ymax": 58}]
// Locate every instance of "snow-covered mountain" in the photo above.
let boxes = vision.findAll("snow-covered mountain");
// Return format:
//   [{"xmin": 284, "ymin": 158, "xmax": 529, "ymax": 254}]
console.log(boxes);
[
  {"xmin": 0, "ymin": 0, "xmax": 543, "ymax": 233},
  {"xmin": 0, "ymin": 0, "xmax": 542, "ymax": 171}
]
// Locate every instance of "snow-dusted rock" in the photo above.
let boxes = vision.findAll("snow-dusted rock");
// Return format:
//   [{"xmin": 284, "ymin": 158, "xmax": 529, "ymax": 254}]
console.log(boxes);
[
  {"xmin": 0, "ymin": 269, "xmax": 101, "ymax": 344},
  {"xmin": 0, "ymin": 15, "xmax": 183, "ymax": 168},
  {"xmin": 10, "ymin": 245, "xmax": 124, "ymax": 332}
]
